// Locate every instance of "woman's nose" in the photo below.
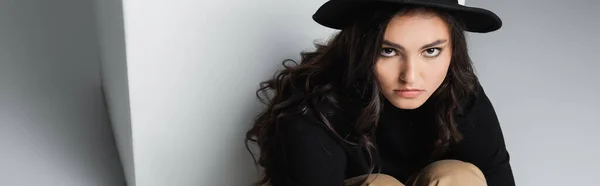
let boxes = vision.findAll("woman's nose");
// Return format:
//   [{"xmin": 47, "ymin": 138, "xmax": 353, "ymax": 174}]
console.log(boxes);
[{"xmin": 399, "ymin": 57, "xmax": 418, "ymax": 84}]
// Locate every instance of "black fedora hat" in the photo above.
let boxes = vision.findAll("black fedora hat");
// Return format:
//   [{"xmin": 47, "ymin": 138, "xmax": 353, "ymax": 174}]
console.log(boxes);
[{"xmin": 313, "ymin": 0, "xmax": 502, "ymax": 33}]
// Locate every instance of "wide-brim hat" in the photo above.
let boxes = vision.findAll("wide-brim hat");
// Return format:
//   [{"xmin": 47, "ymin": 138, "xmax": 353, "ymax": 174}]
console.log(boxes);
[{"xmin": 313, "ymin": 0, "xmax": 502, "ymax": 33}]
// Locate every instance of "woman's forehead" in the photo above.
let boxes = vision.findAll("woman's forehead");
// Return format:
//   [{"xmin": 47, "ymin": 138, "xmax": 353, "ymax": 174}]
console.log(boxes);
[{"xmin": 383, "ymin": 13, "xmax": 450, "ymax": 48}]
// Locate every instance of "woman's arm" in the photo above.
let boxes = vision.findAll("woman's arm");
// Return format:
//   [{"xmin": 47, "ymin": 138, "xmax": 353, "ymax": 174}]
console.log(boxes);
[
  {"xmin": 451, "ymin": 86, "xmax": 516, "ymax": 186},
  {"xmin": 268, "ymin": 112, "xmax": 348, "ymax": 186}
]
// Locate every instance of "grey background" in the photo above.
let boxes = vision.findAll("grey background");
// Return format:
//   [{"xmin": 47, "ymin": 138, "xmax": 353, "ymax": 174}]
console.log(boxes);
[
  {"xmin": 469, "ymin": 0, "xmax": 600, "ymax": 185},
  {"xmin": 0, "ymin": 0, "xmax": 125, "ymax": 185}
]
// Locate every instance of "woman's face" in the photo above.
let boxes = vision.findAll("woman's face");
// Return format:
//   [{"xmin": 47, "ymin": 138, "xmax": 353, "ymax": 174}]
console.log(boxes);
[{"xmin": 375, "ymin": 12, "xmax": 452, "ymax": 110}]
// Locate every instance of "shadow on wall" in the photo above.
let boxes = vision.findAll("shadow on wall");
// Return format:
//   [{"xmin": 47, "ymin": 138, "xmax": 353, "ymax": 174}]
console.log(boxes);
[
  {"xmin": 214, "ymin": 10, "xmax": 323, "ymax": 185},
  {"xmin": 229, "ymin": 2, "xmax": 339, "ymax": 184},
  {"xmin": 94, "ymin": 0, "xmax": 135, "ymax": 185},
  {"xmin": 0, "ymin": 0, "xmax": 125, "ymax": 185}
]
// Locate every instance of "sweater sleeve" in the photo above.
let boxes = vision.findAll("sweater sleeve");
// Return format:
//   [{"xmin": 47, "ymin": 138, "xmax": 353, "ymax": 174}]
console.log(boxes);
[
  {"xmin": 451, "ymin": 86, "xmax": 516, "ymax": 186},
  {"xmin": 268, "ymin": 111, "xmax": 347, "ymax": 186}
]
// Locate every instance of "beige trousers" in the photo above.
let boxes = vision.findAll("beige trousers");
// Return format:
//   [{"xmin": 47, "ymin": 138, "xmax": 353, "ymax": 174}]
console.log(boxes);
[{"xmin": 345, "ymin": 160, "xmax": 487, "ymax": 186}]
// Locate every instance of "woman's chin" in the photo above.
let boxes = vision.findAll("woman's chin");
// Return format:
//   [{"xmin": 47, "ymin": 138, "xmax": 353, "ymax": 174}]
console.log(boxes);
[{"xmin": 387, "ymin": 98, "xmax": 426, "ymax": 110}]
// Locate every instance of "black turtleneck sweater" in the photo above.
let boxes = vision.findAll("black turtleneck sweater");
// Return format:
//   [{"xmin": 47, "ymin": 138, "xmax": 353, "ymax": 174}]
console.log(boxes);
[{"xmin": 267, "ymin": 85, "xmax": 515, "ymax": 186}]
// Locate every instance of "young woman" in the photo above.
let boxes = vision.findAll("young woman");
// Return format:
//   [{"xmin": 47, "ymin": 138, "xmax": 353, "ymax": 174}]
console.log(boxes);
[{"xmin": 246, "ymin": 0, "xmax": 515, "ymax": 185}]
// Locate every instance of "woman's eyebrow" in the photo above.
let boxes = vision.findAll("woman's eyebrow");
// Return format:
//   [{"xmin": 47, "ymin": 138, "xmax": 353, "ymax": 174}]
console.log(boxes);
[
  {"xmin": 382, "ymin": 40, "xmax": 405, "ymax": 51},
  {"xmin": 382, "ymin": 39, "xmax": 448, "ymax": 50},
  {"xmin": 420, "ymin": 39, "xmax": 448, "ymax": 50}
]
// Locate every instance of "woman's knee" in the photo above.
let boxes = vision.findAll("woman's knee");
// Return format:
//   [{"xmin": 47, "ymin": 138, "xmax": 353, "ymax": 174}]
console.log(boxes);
[
  {"xmin": 410, "ymin": 160, "xmax": 486, "ymax": 186},
  {"xmin": 345, "ymin": 173, "xmax": 405, "ymax": 186}
]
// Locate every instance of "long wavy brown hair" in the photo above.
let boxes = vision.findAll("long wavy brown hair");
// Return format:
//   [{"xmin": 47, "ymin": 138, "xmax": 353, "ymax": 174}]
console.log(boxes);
[{"xmin": 245, "ymin": 4, "xmax": 480, "ymax": 186}]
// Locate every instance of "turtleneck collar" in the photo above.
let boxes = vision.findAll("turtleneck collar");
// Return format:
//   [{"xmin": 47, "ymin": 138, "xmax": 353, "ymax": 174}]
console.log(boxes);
[{"xmin": 380, "ymin": 98, "xmax": 436, "ymax": 123}]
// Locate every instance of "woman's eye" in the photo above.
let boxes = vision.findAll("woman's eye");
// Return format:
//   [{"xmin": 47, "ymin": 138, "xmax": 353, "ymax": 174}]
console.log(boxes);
[
  {"xmin": 423, "ymin": 48, "xmax": 441, "ymax": 57},
  {"xmin": 380, "ymin": 48, "xmax": 397, "ymax": 57}
]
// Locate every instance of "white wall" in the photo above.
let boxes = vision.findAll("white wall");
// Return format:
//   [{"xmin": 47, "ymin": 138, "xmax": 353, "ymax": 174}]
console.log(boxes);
[
  {"xmin": 95, "ymin": 0, "xmax": 135, "ymax": 185},
  {"xmin": 0, "ymin": 0, "xmax": 125, "ymax": 185},
  {"xmin": 121, "ymin": 0, "xmax": 334, "ymax": 185},
  {"xmin": 468, "ymin": 0, "xmax": 600, "ymax": 185}
]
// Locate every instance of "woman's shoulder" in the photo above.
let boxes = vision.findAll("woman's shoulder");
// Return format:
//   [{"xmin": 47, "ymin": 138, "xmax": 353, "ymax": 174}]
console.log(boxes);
[
  {"xmin": 455, "ymin": 84, "xmax": 500, "ymax": 131},
  {"xmin": 269, "ymin": 104, "xmax": 351, "ymax": 185},
  {"xmin": 276, "ymin": 98, "xmax": 348, "ymax": 142},
  {"xmin": 271, "ymin": 86, "xmax": 359, "ymax": 154},
  {"xmin": 276, "ymin": 109, "xmax": 330, "ymax": 139},
  {"xmin": 279, "ymin": 84, "xmax": 354, "ymax": 133},
  {"xmin": 456, "ymin": 83, "xmax": 489, "ymax": 117}
]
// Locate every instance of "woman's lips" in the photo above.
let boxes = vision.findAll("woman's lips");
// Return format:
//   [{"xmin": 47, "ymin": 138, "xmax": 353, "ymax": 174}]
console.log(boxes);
[{"xmin": 393, "ymin": 89, "xmax": 424, "ymax": 98}]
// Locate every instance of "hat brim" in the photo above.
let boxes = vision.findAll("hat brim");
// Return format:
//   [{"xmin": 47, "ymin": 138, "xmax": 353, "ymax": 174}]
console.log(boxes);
[{"xmin": 313, "ymin": 0, "xmax": 502, "ymax": 33}]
